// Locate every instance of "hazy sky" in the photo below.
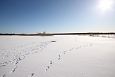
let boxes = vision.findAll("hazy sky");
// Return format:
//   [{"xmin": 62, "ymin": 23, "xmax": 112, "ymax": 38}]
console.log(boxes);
[{"xmin": 0, "ymin": 0, "xmax": 115, "ymax": 33}]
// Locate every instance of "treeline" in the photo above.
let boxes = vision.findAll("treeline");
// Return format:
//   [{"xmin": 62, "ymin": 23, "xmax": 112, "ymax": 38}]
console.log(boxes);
[{"xmin": 0, "ymin": 32, "xmax": 115, "ymax": 36}]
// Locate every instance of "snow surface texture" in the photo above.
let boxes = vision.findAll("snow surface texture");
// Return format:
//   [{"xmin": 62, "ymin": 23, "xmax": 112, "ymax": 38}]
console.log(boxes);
[{"xmin": 0, "ymin": 35, "xmax": 115, "ymax": 77}]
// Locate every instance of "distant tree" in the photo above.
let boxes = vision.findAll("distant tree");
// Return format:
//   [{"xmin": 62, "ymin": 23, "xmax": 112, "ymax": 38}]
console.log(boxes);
[{"xmin": 43, "ymin": 31, "xmax": 46, "ymax": 34}]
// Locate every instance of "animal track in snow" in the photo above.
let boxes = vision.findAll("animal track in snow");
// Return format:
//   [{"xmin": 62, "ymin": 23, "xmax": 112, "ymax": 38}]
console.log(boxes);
[
  {"xmin": 45, "ymin": 43, "xmax": 93, "ymax": 72},
  {"xmin": 0, "ymin": 41, "xmax": 52, "ymax": 68},
  {"xmin": 0, "ymin": 40, "xmax": 56, "ymax": 77},
  {"xmin": 10, "ymin": 66, "xmax": 17, "ymax": 73}
]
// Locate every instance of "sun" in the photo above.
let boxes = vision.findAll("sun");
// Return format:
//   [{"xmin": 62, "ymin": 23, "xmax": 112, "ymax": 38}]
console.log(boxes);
[{"xmin": 97, "ymin": 0, "xmax": 114, "ymax": 12}]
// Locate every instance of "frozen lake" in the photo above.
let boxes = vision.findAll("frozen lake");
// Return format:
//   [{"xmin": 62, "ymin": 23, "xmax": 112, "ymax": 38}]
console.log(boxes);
[{"xmin": 0, "ymin": 35, "xmax": 115, "ymax": 77}]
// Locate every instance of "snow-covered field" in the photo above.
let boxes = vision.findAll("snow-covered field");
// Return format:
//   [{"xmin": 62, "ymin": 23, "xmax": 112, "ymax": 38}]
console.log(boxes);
[{"xmin": 0, "ymin": 35, "xmax": 115, "ymax": 77}]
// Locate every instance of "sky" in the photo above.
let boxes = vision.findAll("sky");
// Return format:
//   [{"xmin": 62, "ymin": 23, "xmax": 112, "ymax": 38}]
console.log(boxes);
[{"xmin": 0, "ymin": 0, "xmax": 115, "ymax": 33}]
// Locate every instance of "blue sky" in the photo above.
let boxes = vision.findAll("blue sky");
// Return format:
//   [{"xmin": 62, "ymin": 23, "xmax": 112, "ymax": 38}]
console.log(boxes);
[{"xmin": 0, "ymin": 0, "xmax": 115, "ymax": 33}]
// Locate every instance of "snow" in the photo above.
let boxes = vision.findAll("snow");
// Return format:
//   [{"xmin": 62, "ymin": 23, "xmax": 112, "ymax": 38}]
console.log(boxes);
[{"xmin": 0, "ymin": 35, "xmax": 115, "ymax": 77}]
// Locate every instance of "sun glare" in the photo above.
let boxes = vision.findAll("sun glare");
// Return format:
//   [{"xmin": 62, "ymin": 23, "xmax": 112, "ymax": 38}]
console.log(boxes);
[{"xmin": 97, "ymin": 0, "xmax": 114, "ymax": 12}]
